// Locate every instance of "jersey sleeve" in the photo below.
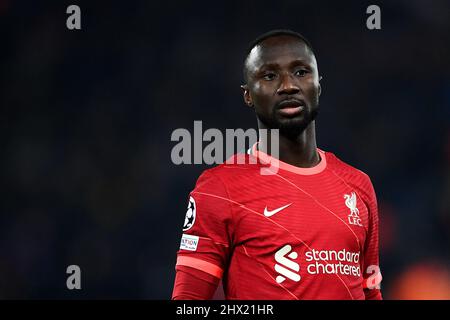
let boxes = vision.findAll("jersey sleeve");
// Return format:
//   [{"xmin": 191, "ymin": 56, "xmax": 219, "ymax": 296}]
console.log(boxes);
[
  {"xmin": 172, "ymin": 265, "xmax": 220, "ymax": 300},
  {"xmin": 172, "ymin": 169, "xmax": 234, "ymax": 298},
  {"xmin": 360, "ymin": 175, "xmax": 383, "ymax": 300}
]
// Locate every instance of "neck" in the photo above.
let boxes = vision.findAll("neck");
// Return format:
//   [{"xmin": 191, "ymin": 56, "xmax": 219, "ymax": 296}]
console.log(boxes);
[{"xmin": 257, "ymin": 120, "xmax": 320, "ymax": 168}]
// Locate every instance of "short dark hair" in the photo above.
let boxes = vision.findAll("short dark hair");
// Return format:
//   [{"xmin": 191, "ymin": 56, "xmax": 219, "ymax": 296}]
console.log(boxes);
[{"xmin": 243, "ymin": 29, "xmax": 314, "ymax": 83}]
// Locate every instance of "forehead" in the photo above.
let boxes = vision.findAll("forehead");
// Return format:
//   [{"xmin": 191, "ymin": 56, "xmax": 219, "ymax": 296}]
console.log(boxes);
[{"xmin": 246, "ymin": 36, "xmax": 316, "ymax": 72}]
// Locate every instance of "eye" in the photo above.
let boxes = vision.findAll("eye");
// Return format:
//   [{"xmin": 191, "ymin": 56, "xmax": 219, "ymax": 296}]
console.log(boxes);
[
  {"xmin": 262, "ymin": 72, "xmax": 276, "ymax": 81},
  {"xmin": 294, "ymin": 69, "xmax": 309, "ymax": 77}
]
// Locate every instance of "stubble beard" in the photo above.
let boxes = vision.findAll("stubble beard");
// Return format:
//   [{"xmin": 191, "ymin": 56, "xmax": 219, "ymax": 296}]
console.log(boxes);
[{"xmin": 257, "ymin": 103, "xmax": 320, "ymax": 140}]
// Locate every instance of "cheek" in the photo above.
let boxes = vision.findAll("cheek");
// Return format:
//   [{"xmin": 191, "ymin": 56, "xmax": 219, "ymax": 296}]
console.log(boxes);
[
  {"xmin": 252, "ymin": 82, "xmax": 263, "ymax": 94},
  {"xmin": 250, "ymin": 83, "xmax": 269, "ymax": 104},
  {"xmin": 303, "ymin": 78, "xmax": 320, "ymax": 96}
]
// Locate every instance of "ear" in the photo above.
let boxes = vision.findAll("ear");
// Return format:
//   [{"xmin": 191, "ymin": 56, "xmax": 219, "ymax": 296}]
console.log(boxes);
[
  {"xmin": 318, "ymin": 75, "xmax": 323, "ymax": 97},
  {"xmin": 241, "ymin": 84, "xmax": 253, "ymax": 107}
]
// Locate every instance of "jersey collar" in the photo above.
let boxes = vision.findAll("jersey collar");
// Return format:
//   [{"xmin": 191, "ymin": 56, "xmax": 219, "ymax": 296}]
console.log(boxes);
[{"xmin": 248, "ymin": 142, "xmax": 327, "ymax": 175}]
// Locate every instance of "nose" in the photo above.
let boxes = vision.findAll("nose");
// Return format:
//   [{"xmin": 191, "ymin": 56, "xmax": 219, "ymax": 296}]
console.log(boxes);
[{"xmin": 276, "ymin": 73, "xmax": 300, "ymax": 95}]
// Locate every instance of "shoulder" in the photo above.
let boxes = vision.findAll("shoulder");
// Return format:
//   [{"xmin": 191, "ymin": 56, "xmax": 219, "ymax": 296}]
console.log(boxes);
[
  {"xmin": 197, "ymin": 153, "xmax": 255, "ymax": 180},
  {"xmin": 325, "ymin": 150, "xmax": 371, "ymax": 182},
  {"xmin": 193, "ymin": 153, "xmax": 253, "ymax": 189},
  {"xmin": 324, "ymin": 150, "xmax": 376, "ymax": 199}
]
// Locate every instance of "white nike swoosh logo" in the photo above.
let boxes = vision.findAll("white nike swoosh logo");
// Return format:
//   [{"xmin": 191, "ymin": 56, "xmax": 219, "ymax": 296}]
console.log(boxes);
[{"xmin": 264, "ymin": 203, "xmax": 292, "ymax": 217}]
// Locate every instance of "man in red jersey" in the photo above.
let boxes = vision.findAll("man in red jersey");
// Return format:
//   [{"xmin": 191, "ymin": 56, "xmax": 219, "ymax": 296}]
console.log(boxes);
[{"xmin": 172, "ymin": 29, "xmax": 382, "ymax": 300}]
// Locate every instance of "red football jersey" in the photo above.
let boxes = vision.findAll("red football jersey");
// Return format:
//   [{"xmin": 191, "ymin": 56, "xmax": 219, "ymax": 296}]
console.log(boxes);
[{"xmin": 174, "ymin": 144, "xmax": 382, "ymax": 300}]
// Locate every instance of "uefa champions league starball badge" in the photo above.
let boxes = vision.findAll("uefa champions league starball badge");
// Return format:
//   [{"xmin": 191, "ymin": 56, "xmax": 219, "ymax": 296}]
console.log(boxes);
[{"xmin": 183, "ymin": 196, "xmax": 196, "ymax": 231}]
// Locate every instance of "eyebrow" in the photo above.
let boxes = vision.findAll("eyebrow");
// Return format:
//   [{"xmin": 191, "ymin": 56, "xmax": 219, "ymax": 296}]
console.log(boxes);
[{"xmin": 257, "ymin": 59, "xmax": 311, "ymax": 71}]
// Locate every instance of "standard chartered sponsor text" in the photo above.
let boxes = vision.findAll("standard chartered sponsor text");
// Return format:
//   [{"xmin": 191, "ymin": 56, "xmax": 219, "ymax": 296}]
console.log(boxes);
[{"xmin": 305, "ymin": 249, "xmax": 361, "ymax": 277}]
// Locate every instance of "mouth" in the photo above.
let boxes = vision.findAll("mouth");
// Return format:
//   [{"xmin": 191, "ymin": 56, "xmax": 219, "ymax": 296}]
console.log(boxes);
[{"xmin": 276, "ymin": 99, "xmax": 305, "ymax": 117}]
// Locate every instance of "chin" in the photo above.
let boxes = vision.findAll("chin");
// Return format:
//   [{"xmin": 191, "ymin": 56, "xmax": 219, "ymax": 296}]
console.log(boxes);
[
  {"xmin": 276, "ymin": 112, "xmax": 317, "ymax": 138},
  {"xmin": 278, "ymin": 115, "xmax": 308, "ymax": 128},
  {"xmin": 257, "ymin": 107, "xmax": 318, "ymax": 137}
]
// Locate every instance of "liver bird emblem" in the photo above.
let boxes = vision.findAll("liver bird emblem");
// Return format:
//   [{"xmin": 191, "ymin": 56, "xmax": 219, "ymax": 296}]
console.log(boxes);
[{"xmin": 344, "ymin": 192, "xmax": 359, "ymax": 217}]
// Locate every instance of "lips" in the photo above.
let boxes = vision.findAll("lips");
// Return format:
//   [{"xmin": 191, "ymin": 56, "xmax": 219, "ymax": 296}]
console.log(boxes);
[
  {"xmin": 277, "ymin": 99, "xmax": 305, "ymax": 109},
  {"xmin": 276, "ymin": 99, "xmax": 305, "ymax": 117}
]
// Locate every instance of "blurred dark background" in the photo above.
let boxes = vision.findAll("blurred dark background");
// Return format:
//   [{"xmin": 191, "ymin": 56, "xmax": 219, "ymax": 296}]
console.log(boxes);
[{"xmin": 1, "ymin": 0, "xmax": 449, "ymax": 299}]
